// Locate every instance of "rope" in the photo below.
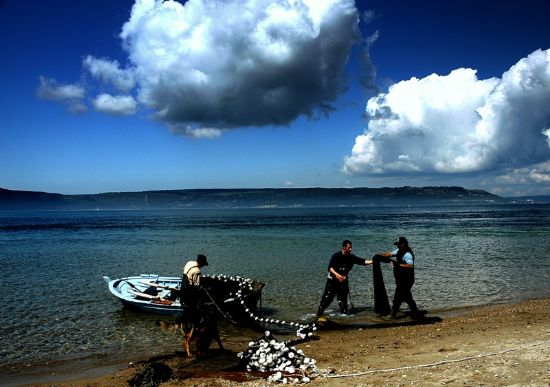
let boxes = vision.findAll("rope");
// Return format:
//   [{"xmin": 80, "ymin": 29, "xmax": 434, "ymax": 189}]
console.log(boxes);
[
  {"xmin": 323, "ymin": 339, "xmax": 550, "ymax": 379},
  {"xmin": 203, "ymin": 280, "xmax": 316, "ymax": 344},
  {"xmin": 202, "ymin": 287, "xmax": 241, "ymax": 325}
]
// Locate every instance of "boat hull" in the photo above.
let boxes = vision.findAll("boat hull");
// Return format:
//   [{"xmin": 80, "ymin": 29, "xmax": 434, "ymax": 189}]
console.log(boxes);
[{"xmin": 103, "ymin": 274, "xmax": 263, "ymax": 321}]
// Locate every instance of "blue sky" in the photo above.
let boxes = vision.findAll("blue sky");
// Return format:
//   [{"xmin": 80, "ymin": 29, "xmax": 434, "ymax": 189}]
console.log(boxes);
[{"xmin": 1, "ymin": 0, "xmax": 549, "ymax": 196}]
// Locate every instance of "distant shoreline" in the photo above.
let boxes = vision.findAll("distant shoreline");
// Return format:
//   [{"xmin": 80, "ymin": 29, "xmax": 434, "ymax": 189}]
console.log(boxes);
[{"xmin": 1, "ymin": 186, "xmax": 511, "ymax": 211}]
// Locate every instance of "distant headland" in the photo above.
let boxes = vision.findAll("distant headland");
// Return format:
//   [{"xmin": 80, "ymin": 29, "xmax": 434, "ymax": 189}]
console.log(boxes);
[{"xmin": 3, "ymin": 186, "xmax": 544, "ymax": 211}]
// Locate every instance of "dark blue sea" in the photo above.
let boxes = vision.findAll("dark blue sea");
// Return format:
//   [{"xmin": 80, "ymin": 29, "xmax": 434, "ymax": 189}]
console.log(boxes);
[{"xmin": 1, "ymin": 204, "xmax": 549, "ymax": 382}]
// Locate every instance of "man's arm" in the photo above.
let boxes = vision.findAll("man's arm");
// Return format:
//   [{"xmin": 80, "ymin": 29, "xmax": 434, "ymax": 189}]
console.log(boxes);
[
  {"xmin": 395, "ymin": 262, "xmax": 413, "ymax": 269},
  {"xmin": 352, "ymin": 254, "xmax": 373, "ymax": 266},
  {"xmin": 383, "ymin": 251, "xmax": 414, "ymax": 269},
  {"xmin": 329, "ymin": 267, "xmax": 346, "ymax": 282},
  {"xmin": 396, "ymin": 252, "xmax": 414, "ymax": 269},
  {"xmin": 378, "ymin": 251, "xmax": 402, "ymax": 267}
]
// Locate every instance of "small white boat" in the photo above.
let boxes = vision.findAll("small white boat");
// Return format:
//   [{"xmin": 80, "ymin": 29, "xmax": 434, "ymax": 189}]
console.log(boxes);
[{"xmin": 103, "ymin": 273, "xmax": 264, "ymax": 320}]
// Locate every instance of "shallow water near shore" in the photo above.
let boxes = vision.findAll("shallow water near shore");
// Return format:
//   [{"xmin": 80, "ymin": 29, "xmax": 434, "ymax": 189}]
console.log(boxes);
[{"xmin": 1, "ymin": 204, "xmax": 549, "ymax": 380}]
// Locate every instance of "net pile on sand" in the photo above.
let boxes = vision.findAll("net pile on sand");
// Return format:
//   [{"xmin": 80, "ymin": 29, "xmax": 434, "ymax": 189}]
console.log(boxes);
[{"xmin": 238, "ymin": 330, "xmax": 318, "ymax": 384}]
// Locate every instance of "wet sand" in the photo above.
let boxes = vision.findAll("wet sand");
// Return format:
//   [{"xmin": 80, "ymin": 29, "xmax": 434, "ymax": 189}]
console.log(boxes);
[{"xmin": 19, "ymin": 297, "xmax": 550, "ymax": 386}]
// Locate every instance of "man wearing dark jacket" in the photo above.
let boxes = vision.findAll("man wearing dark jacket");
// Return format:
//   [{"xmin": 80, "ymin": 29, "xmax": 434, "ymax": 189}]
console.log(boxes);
[
  {"xmin": 380, "ymin": 237, "xmax": 421, "ymax": 319},
  {"xmin": 317, "ymin": 240, "xmax": 372, "ymax": 317}
]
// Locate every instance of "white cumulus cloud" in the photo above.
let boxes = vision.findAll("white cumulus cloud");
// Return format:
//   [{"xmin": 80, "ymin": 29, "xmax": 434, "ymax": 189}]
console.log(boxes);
[
  {"xmin": 36, "ymin": 76, "xmax": 87, "ymax": 113},
  {"xmin": 93, "ymin": 94, "xmax": 137, "ymax": 116},
  {"xmin": 83, "ymin": 55, "xmax": 136, "ymax": 92},
  {"xmin": 169, "ymin": 124, "xmax": 223, "ymax": 139},
  {"xmin": 38, "ymin": 0, "xmax": 360, "ymax": 133},
  {"xmin": 36, "ymin": 76, "xmax": 85, "ymax": 100},
  {"xmin": 119, "ymin": 0, "xmax": 359, "ymax": 129},
  {"xmin": 496, "ymin": 161, "xmax": 550, "ymax": 185},
  {"xmin": 344, "ymin": 49, "xmax": 550, "ymax": 181}
]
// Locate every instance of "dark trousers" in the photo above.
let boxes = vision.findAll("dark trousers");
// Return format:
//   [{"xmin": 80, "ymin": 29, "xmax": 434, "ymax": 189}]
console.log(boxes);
[
  {"xmin": 180, "ymin": 285, "xmax": 203, "ymax": 325},
  {"xmin": 391, "ymin": 276, "xmax": 418, "ymax": 316},
  {"xmin": 317, "ymin": 278, "xmax": 349, "ymax": 316}
]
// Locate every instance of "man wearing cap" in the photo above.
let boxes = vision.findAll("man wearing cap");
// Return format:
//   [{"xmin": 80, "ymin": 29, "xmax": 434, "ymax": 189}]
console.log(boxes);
[
  {"xmin": 181, "ymin": 254, "xmax": 208, "ymax": 323},
  {"xmin": 380, "ymin": 237, "xmax": 421, "ymax": 319},
  {"xmin": 316, "ymin": 240, "xmax": 372, "ymax": 317}
]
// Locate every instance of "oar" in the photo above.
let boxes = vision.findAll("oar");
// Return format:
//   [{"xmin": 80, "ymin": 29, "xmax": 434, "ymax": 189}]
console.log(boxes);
[
  {"xmin": 139, "ymin": 280, "xmax": 167, "ymax": 288},
  {"xmin": 128, "ymin": 289, "xmax": 160, "ymax": 300},
  {"xmin": 139, "ymin": 280, "xmax": 180, "ymax": 291},
  {"xmin": 122, "ymin": 279, "xmax": 141, "ymax": 291}
]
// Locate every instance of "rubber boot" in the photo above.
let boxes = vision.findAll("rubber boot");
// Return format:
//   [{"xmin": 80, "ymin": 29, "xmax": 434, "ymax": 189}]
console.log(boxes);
[
  {"xmin": 385, "ymin": 305, "xmax": 399, "ymax": 320},
  {"xmin": 316, "ymin": 306, "xmax": 325, "ymax": 317},
  {"xmin": 338, "ymin": 301, "xmax": 349, "ymax": 315},
  {"xmin": 381, "ymin": 305, "xmax": 398, "ymax": 320},
  {"xmin": 408, "ymin": 302, "xmax": 422, "ymax": 320}
]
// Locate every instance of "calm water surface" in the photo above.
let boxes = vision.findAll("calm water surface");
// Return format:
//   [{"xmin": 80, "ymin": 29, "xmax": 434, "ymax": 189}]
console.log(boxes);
[{"xmin": 1, "ymin": 204, "xmax": 549, "ymax": 379}]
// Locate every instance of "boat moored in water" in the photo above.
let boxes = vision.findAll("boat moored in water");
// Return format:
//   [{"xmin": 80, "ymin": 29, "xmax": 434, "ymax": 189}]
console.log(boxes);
[{"xmin": 103, "ymin": 273, "xmax": 264, "ymax": 322}]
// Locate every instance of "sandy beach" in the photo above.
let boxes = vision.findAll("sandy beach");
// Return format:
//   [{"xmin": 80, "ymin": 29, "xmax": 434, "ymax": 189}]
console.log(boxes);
[{"xmin": 18, "ymin": 297, "xmax": 549, "ymax": 386}]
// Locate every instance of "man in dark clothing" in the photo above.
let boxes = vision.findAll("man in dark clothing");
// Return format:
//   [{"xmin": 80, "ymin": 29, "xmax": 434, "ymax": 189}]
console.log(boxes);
[
  {"xmin": 180, "ymin": 254, "xmax": 209, "ymax": 325},
  {"xmin": 317, "ymin": 240, "xmax": 372, "ymax": 317},
  {"xmin": 379, "ymin": 237, "xmax": 421, "ymax": 319}
]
